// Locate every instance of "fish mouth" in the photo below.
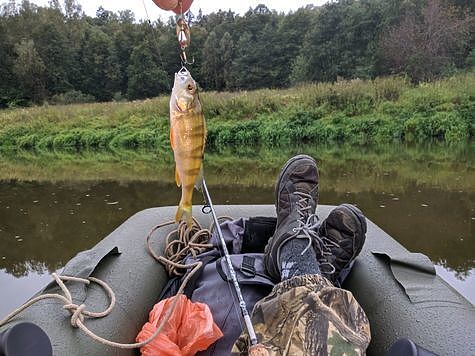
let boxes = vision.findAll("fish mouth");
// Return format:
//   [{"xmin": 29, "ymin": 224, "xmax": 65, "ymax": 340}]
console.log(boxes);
[{"xmin": 176, "ymin": 74, "xmax": 189, "ymax": 84}]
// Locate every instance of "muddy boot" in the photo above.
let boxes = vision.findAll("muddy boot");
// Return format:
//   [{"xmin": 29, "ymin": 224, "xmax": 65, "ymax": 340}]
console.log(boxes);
[
  {"xmin": 316, "ymin": 203, "xmax": 367, "ymax": 284},
  {"xmin": 264, "ymin": 155, "xmax": 320, "ymax": 281}
]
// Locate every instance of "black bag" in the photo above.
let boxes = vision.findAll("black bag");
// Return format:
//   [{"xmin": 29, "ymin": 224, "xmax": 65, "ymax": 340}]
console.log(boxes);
[{"xmin": 159, "ymin": 218, "xmax": 276, "ymax": 356}]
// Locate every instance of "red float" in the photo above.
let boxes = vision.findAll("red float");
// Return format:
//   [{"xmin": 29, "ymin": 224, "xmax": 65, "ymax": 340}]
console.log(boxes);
[
  {"xmin": 151, "ymin": 0, "xmax": 178, "ymax": 11},
  {"xmin": 152, "ymin": 0, "xmax": 193, "ymax": 14},
  {"xmin": 172, "ymin": 0, "xmax": 193, "ymax": 14}
]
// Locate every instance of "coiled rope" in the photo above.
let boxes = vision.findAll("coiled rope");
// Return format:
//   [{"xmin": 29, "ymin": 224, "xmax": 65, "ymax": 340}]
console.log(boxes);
[
  {"xmin": 147, "ymin": 218, "xmax": 213, "ymax": 277},
  {"xmin": 0, "ymin": 216, "xmax": 229, "ymax": 349}
]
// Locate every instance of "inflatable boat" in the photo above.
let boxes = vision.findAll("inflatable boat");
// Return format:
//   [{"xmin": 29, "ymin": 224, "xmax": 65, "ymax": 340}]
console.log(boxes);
[{"xmin": 1, "ymin": 205, "xmax": 474, "ymax": 355}]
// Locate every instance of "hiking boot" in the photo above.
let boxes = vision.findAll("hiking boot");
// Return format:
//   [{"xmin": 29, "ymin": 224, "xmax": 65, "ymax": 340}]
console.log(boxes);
[
  {"xmin": 264, "ymin": 155, "xmax": 319, "ymax": 281},
  {"xmin": 315, "ymin": 203, "xmax": 367, "ymax": 284}
]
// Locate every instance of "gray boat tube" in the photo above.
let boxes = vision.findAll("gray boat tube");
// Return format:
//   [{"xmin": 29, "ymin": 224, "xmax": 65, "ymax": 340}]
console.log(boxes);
[{"xmin": 0, "ymin": 205, "xmax": 474, "ymax": 355}]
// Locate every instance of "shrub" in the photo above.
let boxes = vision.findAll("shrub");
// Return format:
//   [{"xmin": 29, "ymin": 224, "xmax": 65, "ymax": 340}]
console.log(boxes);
[
  {"xmin": 51, "ymin": 90, "xmax": 95, "ymax": 105},
  {"xmin": 404, "ymin": 112, "xmax": 469, "ymax": 143}
]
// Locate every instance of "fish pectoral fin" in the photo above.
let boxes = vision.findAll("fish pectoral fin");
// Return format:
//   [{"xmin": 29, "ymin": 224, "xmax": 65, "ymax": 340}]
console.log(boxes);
[
  {"xmin": 175, "ymin": 168, "xmax": 181, "ymax": 187},
  {"xmin": 194, "ymin": 165, "xmax": 204, "ymax": 191}
]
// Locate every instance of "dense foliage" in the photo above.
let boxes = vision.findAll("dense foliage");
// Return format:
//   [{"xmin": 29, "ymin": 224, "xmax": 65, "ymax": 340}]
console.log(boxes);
[
  {"xmin": 0, "ymin": 0, "xmax": 473, "ymax": 108},
  {"xmin": 1, "ymin": 71, "xmax": 473, "ymax": 150}
]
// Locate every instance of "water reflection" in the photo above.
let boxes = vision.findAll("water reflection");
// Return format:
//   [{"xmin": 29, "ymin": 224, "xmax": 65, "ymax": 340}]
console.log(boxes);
[
  {"xmin": 0, "ymin": 143, "xmax": 474, "ymax": 314},
  {"xmin": 0, "ymin": 180, "xmax": 175, "ymax": 276},
  {"xmin": 330, "ymin": 189, "xmax": 474, "ymax": 276},
  {"xmin": 1, "ymin": 181, "xmax": 472, "ymax": 277}
]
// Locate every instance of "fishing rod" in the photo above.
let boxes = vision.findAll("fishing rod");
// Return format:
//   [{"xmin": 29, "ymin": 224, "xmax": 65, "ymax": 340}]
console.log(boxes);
[{"xmin": 201, "ymin": 178, "xmax": 258, "ymax": 346}]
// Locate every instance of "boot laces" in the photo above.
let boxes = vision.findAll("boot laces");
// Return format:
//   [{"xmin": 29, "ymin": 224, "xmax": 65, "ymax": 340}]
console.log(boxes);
[{"xmin": 291, "ymin": 191, "xmax": 338, "ymax": 275}]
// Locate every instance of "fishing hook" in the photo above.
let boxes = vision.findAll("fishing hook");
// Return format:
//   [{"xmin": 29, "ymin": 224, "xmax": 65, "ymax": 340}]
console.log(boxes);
[{"xmin": 180, "ymin": 50, "xmax": 195, "ymax": 66}]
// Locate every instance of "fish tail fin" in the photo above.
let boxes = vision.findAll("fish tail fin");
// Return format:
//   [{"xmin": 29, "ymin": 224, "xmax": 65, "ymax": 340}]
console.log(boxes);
[
  {"xmin": 195, "ymin": 165, "xmax": 204, "ymax": 191},
  {"xmin": 175, "ymin": 203, "xmax": 193, "ymax": 228}
]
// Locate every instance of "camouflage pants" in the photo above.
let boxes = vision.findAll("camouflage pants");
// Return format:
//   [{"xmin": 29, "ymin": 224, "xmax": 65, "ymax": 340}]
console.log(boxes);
[{"xmin": 233, "ymin": 274, "xmax": 371, "ymax": 355}]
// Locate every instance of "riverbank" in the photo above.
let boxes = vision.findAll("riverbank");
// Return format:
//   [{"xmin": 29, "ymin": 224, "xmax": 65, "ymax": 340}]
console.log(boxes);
[{"xmin": 0, "ymin": 72, "xmax": 474, "ymax": 151}]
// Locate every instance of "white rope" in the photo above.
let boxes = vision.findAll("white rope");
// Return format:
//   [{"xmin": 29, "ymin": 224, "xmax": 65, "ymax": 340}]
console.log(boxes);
[{"xmin": 0, "ymin": 220, "xmax": 210, "ymax": 349}]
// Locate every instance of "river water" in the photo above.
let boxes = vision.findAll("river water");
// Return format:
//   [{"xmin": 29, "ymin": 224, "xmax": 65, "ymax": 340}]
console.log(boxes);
[{"xmin": 0, "ymin": 144, "xmax": 474, "ymax": 318}]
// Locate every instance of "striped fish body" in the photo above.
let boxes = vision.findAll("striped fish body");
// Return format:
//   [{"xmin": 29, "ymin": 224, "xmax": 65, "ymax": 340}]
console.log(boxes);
[{"xmin": 169, "ymin": 69, "xmax": 206, "ymax": 227}]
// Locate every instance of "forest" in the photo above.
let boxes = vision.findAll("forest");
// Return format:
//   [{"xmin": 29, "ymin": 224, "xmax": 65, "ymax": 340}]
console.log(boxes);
[{"xmin": 0, "ymin": 0, "xmax": 473, "ymax": 108}]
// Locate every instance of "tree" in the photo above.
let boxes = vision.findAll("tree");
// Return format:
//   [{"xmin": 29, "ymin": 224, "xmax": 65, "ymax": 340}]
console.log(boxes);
[
  {"xmin": 127, "ymin": 40, "xmax": 169, "ymax": 100},
  {"xmin": 227, "ymin": 32, "xmax": 254, "ymax": 89},
  {"xmin": 63, "ymin": 0, "xmax": 82, "ymax": 19},
  {"xmin": 380, "ymin": 0, "xmax": 474, "ymax": 82},
  {"xmin": 201, "ymin": 31, "xmax": 221, "ymax": 89},
  {"xmin": 289, "ymin": 54, "xmax": 310, "ymax": 85},
  {"xmin": 200, "ymin": 31, "xmax": 234, "ymax": 90},
  {"xmin": 219, "ymin": 32, "xmax": 234, "ymax": 89},
  {"xmin": 76, "ymin": 26, "xmax": 120, "ymax": 101},
  {"xmin": 227, "ymin": 7, "xmax": 282, "ymax": 90},
  {"xmin": 48, "ymin": 0, "xmax": 61, "ymax": 11},
  {"xmin": 291, "ymin": 0, "xmax": 383, "ymax": 83},
  {"xmin": 1, "ymin": 0, "xmax": 19, "ymax": 16},
  {"xmin": 276, "ymin": 7, "xmax": 315, "ymax": 86},
  {"xmin": 13, "ymin": 39, "xmax": 47, "ymax": 103},
  {"xmin": 33, "ymin": 7, "xmax": 74, "ymax": 96},
  {"xmin": 95, "ymin": 6, "xmax": 117, "ymax": 26},
  {"xmin": 0, "ymin": 0, "xmax": 472, "ymax": 106}
]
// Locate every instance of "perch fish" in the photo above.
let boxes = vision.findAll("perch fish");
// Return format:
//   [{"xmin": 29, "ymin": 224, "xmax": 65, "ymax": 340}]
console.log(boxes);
[{"xmin": 169, "ymin": 68, "xmax": 206, "ymax": 226}]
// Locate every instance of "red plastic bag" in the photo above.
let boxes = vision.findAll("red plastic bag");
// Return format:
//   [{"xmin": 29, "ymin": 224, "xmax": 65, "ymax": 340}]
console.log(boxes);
[{"xmin": 136, "ymin": 295, "xmax": 223, "ymax": 356}]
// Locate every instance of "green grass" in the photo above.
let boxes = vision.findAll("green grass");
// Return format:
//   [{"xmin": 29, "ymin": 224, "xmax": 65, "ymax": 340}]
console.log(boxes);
[{"xmin": 1, "ymin": 71, "xmax": 474, "ymax": 152}]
